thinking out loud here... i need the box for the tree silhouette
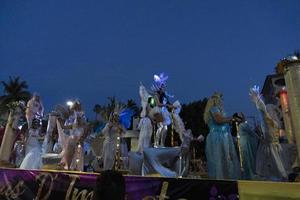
[126,99,139,117]
[97,96,119,121]
[180,98,209,160]
[180,98,209,137]
[0,76,31,114]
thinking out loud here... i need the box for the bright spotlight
[66,101,74,107]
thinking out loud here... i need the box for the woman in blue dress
[204,92,240,179]
[238,122,259,180]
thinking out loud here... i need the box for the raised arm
[249,85,267,113]
[249,85,279,128]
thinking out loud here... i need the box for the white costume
[25,96,44,128]
[137,84,153,153]
[20,128,42,169]
[101,123,119,170]
[155,97,171,147]
[151,73,172,147]
[58,110,86,171]
[172,100,185,142]
[42,114,57,154]
[250,86,291,180]
[101,110,128,170]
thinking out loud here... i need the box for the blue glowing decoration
[119,108,134,129]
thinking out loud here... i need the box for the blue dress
[238,122,258,180]
[205,107,240,180]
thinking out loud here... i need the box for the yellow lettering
[71,188,93,200]
[157,181,169,200]
[65,174,80,200]
[35,173,57,200]
[4,182,12,197]
[11,180,25,199]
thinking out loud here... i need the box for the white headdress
[151,72,168,91]
[109,102,126,122]
[113,103,125,115]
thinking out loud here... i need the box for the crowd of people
[3,73,297,182]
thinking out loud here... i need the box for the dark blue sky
[1,0,300,119]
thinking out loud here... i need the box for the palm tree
[126,99,139,117]
[180,98,208,137]
[180,98,209,160]
[106,96,116,118]
[99,96,117,121]
[0,76,31,114]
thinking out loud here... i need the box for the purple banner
[0,168,238,200]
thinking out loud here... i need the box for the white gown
[138,84,154,152]
[137,117,153,153]
[101,123,118,170]
[20,129,42,169]
[255,102,289,180]
[69,127,84,171]
[101,123,128,170]
[155,97,171,147]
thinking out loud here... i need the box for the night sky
[1,0,300,119]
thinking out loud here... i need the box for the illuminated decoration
[287,55,299,61]
[75,143,82,171]
[151,72,169,92]
[148,97,156,108]
[114,133,121,170]
[66,101,74,107]
[279,87,289,113]
[154,73,168,88]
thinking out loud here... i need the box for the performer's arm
[26,100,33,114]
[250,85,267,113]
[249,86,279,127]
[212,112,232,124]
[155,94,176,110]
[39,102,44,117]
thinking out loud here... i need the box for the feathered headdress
[112,103,125,116]
[211,92,223,99]
[110,103,134,129]
[151,72,168,91]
